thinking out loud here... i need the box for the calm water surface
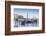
[14,21,39,27]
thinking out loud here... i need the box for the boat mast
[27,11,28,21]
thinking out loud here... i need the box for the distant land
[14,14,38,23]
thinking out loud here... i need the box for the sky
[14,8,39,19]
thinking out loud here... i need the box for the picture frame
[5,1,45,35]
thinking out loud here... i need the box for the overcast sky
[14,8,39,19]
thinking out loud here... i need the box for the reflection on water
[14,20,39,27]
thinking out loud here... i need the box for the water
[14,21,39,27]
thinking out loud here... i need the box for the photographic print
[5,1,45,35]
[14,8,39,27]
